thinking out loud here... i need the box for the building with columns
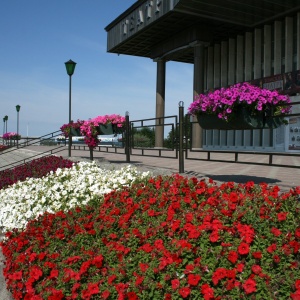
[105,0,300,152]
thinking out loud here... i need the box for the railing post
[89,146,94,161]
[125,111,130,163]
[178,101,184,173]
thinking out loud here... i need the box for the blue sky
[0,1,193,137]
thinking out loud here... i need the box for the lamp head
[16,105,21,112]
[4,115,8,121]
[65,59,77,76]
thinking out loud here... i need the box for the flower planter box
[197,108,285,130]
[70,128,81,136]
[98,123,114,135]
[197,114,235,130]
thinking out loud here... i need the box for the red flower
[92,255,103,267]
[252,251,262,259]
[29,266,43,281]
[212,268,227,285]
[295,228,300,239]
[108,275,117,284]
[271,227,282,236]
[227,251,238,264]
[267,243,277,253]
[187,274,201,286]
[49,269,59,279]
[179,287,191,298]
[238,242,250,255]
[236,263,244,273]
[242,278,257,294]
[81,283,99,299]
[295,280,300,289]
[101,290,110,299]
[201,283,214,300]
[291,289,300,300]
[273,255,281,263]
[171,279,180,289]
[209,231,219,243]
[277,212,288,221]
[154,239,165,250]
[251,265,262,275]
[139,243,152,253]
[127,291,138,300]
[48,289,64,300]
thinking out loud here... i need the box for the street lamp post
[65,59,76,157]
[4,115,8,133]
[16,105,21,148]
[2,117,5,136]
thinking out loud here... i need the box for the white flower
[0,162,151,232]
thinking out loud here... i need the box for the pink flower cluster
[2,132,21,140]
[80,114,125,148]
[92,114,125,128]
[188,82,292,120]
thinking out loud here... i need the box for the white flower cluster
[0,161,151,232]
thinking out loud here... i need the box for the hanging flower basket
[189,82,291,130]
[70,128,82,136]
[197,108,286,130]
[60,120,84,137]
[197,113,235,130]
[98,123,114,135]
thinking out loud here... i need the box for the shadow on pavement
[205,174,280,185]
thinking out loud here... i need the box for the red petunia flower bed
[1,174,300,299]
[0,156,75,190]
[0,145,9,152]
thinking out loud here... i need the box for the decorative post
[4,115,8,134]
[178,101,184,173]
[64,59,77,157]
[16,105,21,148]
[2,117,5,137]
[125,111,130,163]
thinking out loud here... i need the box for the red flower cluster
[0,156,75,190]
[0,144,9,152]
[1,175,300,299]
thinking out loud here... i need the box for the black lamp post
[16,105,21,148]
[4,115,8,133]
[64,59,76,157]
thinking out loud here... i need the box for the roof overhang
[105,0,300,64]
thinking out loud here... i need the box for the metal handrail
[0,130,66,171]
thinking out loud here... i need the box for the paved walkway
[1,145,300,299]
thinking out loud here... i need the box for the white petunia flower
[0,162,152,232]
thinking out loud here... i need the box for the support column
[264,25,272,77]
[192,43,205,148]
[254,28,262,79]
[297,13,300,70]
[274,21,282,75]
[245,32,253,81]
[228,38,236,85]
[155,59,166,147]
[236,35,244,83]
[285,17,293,72]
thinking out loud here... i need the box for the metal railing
[0,131,66,170]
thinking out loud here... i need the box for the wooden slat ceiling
[105,0,300,64]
